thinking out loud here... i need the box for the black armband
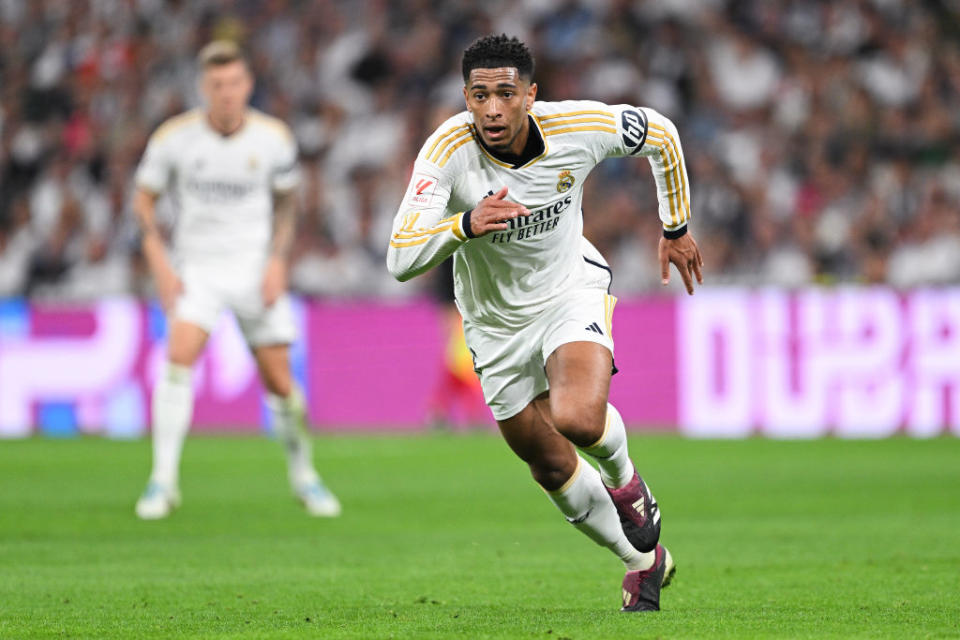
[663,225,688,239]
[462,209,476,239]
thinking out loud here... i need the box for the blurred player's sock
[267,384,317,486]
[149,362,194,488]
[268,385,341,517]
[137,362,192,519]
[547,456,654,571]
[583,403,634,489]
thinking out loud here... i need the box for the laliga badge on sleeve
[408,173,439,206]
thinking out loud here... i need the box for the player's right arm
[133,127,181,312]
[386,126,528,282]
[134,188,182,312]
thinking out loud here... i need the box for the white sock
[583,403,635,489]
[267,385,319,488]
[546,456,654,571]
[149,362,193,489]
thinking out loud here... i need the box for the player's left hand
[659,232,704,295]
[262,255,287,307]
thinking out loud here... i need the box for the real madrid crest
[557,170,575,193]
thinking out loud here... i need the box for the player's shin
[150,362,194,488]
[266,384,318,487]
[582,403,634,489]
[546,456,654,571]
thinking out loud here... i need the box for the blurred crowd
[2,0,960,302]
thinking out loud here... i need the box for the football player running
[133,41,340,520]
[387,35,702,611]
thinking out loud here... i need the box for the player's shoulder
[246,108,295,143]
[150,109,204,144]
[532,100,619,139]
[531,99,617,118]
[418,111,476,171]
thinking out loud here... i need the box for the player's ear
[525,82,537,110]
[198,71,209,102]
[242,67,254,98]
[462,85,469,107]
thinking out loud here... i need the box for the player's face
[464,67,537,155]
[201,60,253,124]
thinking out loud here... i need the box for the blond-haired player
[133,41,340,519]
[387,35,703,611]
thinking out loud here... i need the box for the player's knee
[260,371,292,397]
[167,323,208,366]
[551,401,606,448]
[167,344,201,367]
[528,451,577,492]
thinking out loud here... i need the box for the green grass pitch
[1,433,958,639]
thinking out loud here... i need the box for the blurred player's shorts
[174,258,296,346]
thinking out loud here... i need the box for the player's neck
[206,110,247,137]
[507,116,531,156]
[479,115,543,168]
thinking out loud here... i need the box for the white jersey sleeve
[135,126,175,195]
[593,104,692,232]
[386,117,471,282]
[269,123,300,193]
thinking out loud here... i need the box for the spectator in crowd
[1,0,959,300]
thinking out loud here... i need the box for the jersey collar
[473,114,548,169]
[204,110,248,138]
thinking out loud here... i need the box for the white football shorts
[173,258,296,347]
[463,283,617,421]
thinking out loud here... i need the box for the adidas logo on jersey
[585,322,604,335]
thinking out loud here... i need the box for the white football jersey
[136,108,299,262]
[387,99,691,327]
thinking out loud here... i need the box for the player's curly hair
[462,34,535,83]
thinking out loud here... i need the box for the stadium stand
[1,0,959,300]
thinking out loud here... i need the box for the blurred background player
[132,40,340,520]
[387,35,702,611]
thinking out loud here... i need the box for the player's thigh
[237,292,297,349]
[544,341,612,447]
[540,287,617,446]
[237,292,296,396]
[497,393,578,491]
[168,262,222,366]
[251,343,292,397]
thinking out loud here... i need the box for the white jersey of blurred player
[132,41,339,520]
[136,107,299,339]
[138,107,298,263]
